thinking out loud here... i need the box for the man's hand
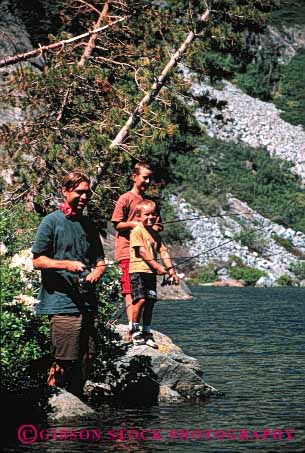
[86,261,106,283]
[65,261,86,273]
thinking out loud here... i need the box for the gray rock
[92,324,219,403]
[300,280,305,287]
[48,388,95,421]
[255,275,276,288]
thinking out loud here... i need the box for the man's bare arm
[86,259,106,283]
[32,255,86,273]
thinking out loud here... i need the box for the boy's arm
[114,220,139,231]
[137,246,167,275]
[111,194,139,232]
[160,249,179,284]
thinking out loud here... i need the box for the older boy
[129,199,179,348]
[111,162,161,332]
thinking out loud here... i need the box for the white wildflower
[0,242,8,255]
[14,294,38,312]
[10,248,34,273]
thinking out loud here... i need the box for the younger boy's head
[132,162,153,193]
[135,199,157,227]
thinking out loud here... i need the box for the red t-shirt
[111,191,143,261]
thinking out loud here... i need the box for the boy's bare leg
[132,298,145,324]
[131,298,146,345]
[125,293,133,323]
[142,300,154,329]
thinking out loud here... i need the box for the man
[32,171,106,397]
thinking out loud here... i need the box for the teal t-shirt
[32,210,104,315]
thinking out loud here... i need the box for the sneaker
[143,332,158,349]
[132,331,146,346]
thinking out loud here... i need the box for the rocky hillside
[168,23,305,286]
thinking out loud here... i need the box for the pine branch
[0,16,127,68]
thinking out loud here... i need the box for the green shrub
[289,260,305,280]
[188,264,218,285]
[0,207,41,256]
[229,266,266,286]
[274,49,305,128]
[0,263,51,392]
[236,226,267,253]
[234,52,280,101]
[276,274,296,286]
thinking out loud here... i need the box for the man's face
[62,181,91,212]
[132,168,152,193]
[139,204,157,227]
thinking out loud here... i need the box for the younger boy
[129,199,179,348]
[111,162,161,331]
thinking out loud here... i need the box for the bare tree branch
[0,16,127,68]
[109,10,209,149]
[92,9,209,189]
[78,2,110,67]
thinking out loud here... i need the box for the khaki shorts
[50,313,97,361]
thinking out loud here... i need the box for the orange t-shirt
[129,224,168,273]
[111,191,143,261]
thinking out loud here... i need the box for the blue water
[7,287,305,452]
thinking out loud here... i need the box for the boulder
[255,275,276,288]
[48,388,95,421]
[87,324,219,404]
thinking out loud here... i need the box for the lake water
[6,287,305,452]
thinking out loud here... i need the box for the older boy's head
[135,199,157,227]
[132,162,153,193]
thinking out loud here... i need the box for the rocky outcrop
[200,279,245,288]
[171,194,305,283]
[85,324,218,404]
[249,25,305,64]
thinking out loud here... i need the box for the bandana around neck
[59,201,78,217]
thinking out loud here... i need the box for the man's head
[61,171,92,213]
[135,199,157,227]
[132,162,153,193]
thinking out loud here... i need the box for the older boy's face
[139,205,157,227]
[132,168,152,193]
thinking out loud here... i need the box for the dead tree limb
[92,9,209,188]
[78,2,110,67]
[0,16,127,69]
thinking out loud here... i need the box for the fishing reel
[161,275,177,287]
[78,270,95,296]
